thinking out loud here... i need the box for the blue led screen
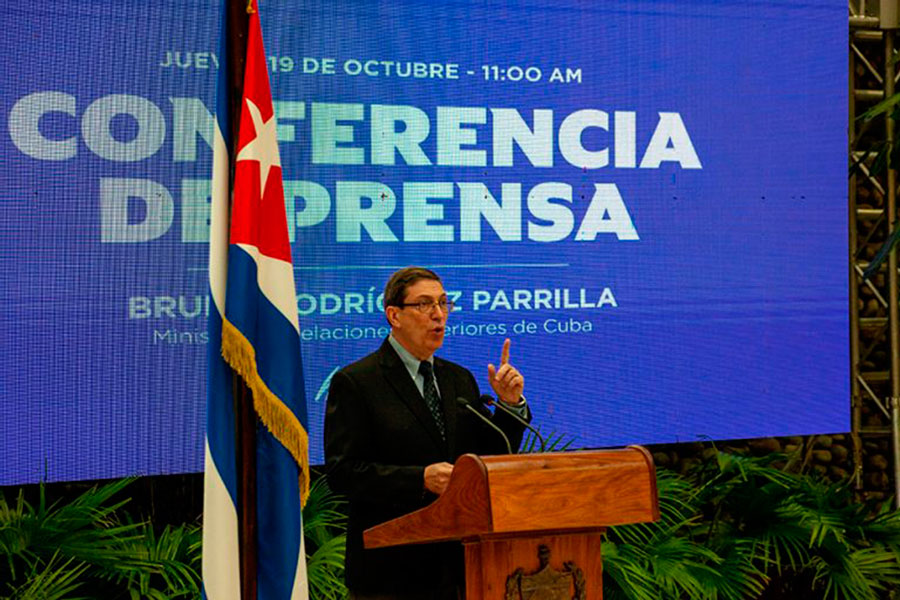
[0,0,848,484]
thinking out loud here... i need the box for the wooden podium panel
[480,450,659,533]
[364,448,658,599]
[464,531,605,599]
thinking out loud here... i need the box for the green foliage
[0,479,202,600]
[303,474,348,600]
[858,93,900,123]
[106,520,202,599]
[0,475,351,600]
[520,427,577,453]
[0,478,139,574]
[604,449,900,599]
[604,468,768,600]
[2,552,88,600]
[306,534,347,600]
[6,447,900,600]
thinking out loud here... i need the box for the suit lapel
[377,340,446,452]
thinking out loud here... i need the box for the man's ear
[385,306,400,328]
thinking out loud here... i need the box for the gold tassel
[246,0,255,14]
[221,317,310,506]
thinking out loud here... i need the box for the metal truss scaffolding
[850,0,900,506]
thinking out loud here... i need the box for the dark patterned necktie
[418,361,446,439]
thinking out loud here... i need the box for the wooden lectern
[364,447,659,599]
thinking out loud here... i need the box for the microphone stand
[480,395,545,453]
[456,397,512,454]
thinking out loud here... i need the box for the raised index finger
[500,338,511,365]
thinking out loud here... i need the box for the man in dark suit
[324,266,530,599]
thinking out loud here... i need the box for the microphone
[456,397,512,455]
[479,394,545,453]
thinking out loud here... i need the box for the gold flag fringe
[221,317,310,506]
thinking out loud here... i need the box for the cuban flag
[203,0,309,598]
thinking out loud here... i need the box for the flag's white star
[236,98,281,194]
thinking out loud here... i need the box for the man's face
[387,278,448,360]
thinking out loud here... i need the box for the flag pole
[234,378,257,600]
[227,0,250,154]
[225,1,256,598]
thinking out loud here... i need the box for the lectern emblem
[504,544,586,600]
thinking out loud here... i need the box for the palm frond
[521,427,577,453]
[644,534,724,599]
[862,499,900,551]
[601,540,657,600]
[810,546,900,600]
[104,520,201,599]
[303,476,347,549]
[2,551,88,600]
[860,91,900,122]
[306,533,347,600]
[0,478,147,574]
[688,546,768,600]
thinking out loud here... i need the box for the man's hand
[488,338,525,405]
[424,462,454,495]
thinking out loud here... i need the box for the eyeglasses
[398,298,455,313]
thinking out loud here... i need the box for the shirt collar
[388,334,433,380]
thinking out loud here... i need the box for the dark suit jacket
[324,338,527,595]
